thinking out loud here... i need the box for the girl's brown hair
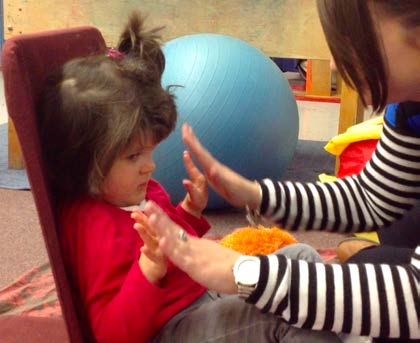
[316,0,420,112]
[40,11,177,201]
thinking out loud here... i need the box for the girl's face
[374,11,420,103]
[100,137,157,207]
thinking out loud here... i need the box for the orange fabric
[219,226,298,255]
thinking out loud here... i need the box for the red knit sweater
[60,179,210,343]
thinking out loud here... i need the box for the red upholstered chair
[1,27,107,342]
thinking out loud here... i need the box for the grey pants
[151,243,342,343]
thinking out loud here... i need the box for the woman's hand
[143,201,240,294]
[181,150,208,218]
[131,209,167,285]
[182,123,261,210]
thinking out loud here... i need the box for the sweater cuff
[257,179,270,215]
[246,254,288,311]
[125,260,165,296]
[175,204,211,237]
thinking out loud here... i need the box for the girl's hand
[131,210,167,285]
[144,201,240,294]
[182,123,261,210]
[181,150,208,218]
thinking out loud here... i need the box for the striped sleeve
[247,246,420,339]
[258,121,420,233]
[249,115,420,338]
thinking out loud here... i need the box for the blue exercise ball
[153,33,299,209]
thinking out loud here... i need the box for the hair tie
[107,48,125,61]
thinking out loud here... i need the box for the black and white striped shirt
[247,113,420,339]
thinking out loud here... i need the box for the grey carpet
[282,139,334,181]
[0,123,30,189]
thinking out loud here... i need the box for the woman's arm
[141,201,420,339]
[182,119,420,233]
[248,247,420,339]
[259,121,420,232]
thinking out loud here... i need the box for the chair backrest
[1,27,107,342]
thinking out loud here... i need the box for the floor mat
[0,245,337,318]
[0,262,61,317]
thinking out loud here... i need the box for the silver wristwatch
[233,255,260,299]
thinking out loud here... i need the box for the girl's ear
[406,25,420,49]
[415,29,420,49]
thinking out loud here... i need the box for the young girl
[136,1,420,341]
[39,11,340,343]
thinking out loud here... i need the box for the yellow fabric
[354,231,380,243]
[324,116,384,156]
[320,118,384,241]
[318,173,337,183]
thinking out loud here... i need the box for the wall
[3,0,330,59]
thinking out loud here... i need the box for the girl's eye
[128,153,140,161]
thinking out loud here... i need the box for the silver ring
[178,229,189,242]
[245,205,261,227]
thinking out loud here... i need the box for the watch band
[233,256,261,299]
[237,282,257,299]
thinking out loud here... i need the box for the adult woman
[134,0,419,341]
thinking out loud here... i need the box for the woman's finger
[131,210,149,226]
[144,202,179,242]
[182,123,217,173]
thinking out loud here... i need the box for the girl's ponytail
[116,10,165,85]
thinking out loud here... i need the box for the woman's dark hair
[39,11,177,202]
[316,0,420,112]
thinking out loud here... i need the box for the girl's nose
[141,157,155,174]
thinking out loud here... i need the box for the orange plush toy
[219,226,298,255]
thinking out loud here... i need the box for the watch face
[237,258,260,286]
